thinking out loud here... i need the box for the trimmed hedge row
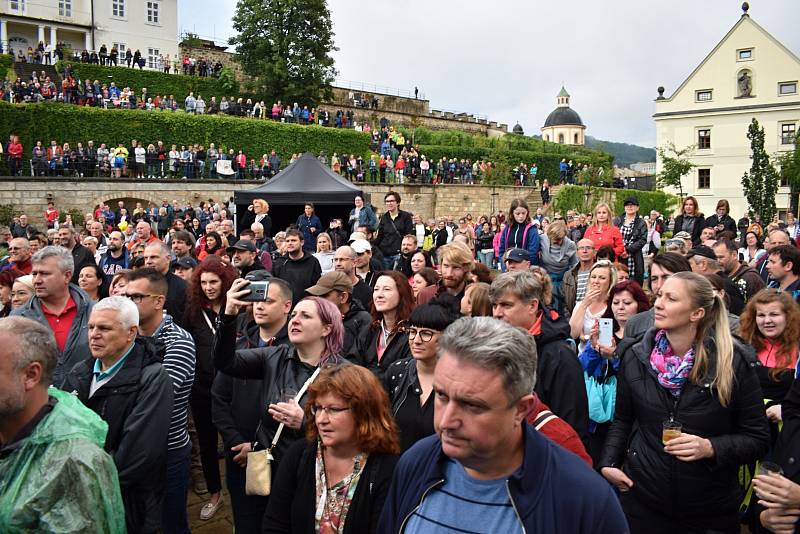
[55,61,237,100]
[414,144,613,183]
[0,54,12,75]
[552,185,679,216]
[0,102,371,162]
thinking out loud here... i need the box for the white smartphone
[598,318,614,347]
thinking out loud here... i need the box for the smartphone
[598,318,614,347]
[241,280,270,302]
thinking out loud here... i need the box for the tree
[742,118,779,223]
[229,0,337,106]
[656,142,695,199]
[777,133,800,216]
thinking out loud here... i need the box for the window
[113,42,127,56]
[782,123,797,145]
[146,1,159,24]
[9,0,25,11]
[147,48,160,69]
[779,82,798,96]
[574,133,579,144]
[737,48,753,61]
[697,129,711,150]
[59,0,71,16]
[696,90,712,102]
[698,169,711,190]
[112,0,125,18]
[558,133,564,144]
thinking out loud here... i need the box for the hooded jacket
[378,424,627,534]
[272,251,322,306]
[599,329,770,524]
[342,298,372,357]
[0,389,125,533]
[532,308,590,444]
[12,284,93,388]
[62,337,174,534]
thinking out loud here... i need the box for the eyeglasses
[311,405,350,417]
[384,199,397,204]
[405,328,439,342]
[124,293,161,303]
[577,246,593,251]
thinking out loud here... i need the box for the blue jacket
[296,214,323,251]
[379,424,628,533]
[498,222,541,271]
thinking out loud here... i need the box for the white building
[1,0,178,68]
[654,4,799,218]
[541,86,587,146]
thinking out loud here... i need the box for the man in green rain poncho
[0,316,125,533]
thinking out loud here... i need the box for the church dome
[543,107,584,127]
[512,123,524,135]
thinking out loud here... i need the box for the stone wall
[0,178,547,226]
[179,44,248,85]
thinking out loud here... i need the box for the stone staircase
[13,62,60,82]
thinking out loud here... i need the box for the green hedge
[55,61,239,100]
[552,185,679,216]
[0,102,370,163]
[0,54,12,79]
[414,144,612,184]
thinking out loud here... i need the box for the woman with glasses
[599,272,769,533]
[352,271,414,380]
[569,261,617,350]
[184,256,238,520]
[263,364,399,533]
[385,296,461,452]
[739,231,766,266]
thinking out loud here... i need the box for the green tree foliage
[656,142,695,199]
[777,133,800,215]
[0,102,369,164]
[742,118,779,222]
[230,0,337,106]
[553,185,678,217]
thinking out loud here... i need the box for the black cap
[506,248,531,263]
[623,197,639,206]
[174,256,197,269]
[227,240,257,254]
[686,245,716,261]
[245,270,272,282]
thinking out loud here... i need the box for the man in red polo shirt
[127,220,160,252]
[11,246,93,387]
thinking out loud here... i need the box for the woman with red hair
[184,256,238,519]
[263,364,399,533]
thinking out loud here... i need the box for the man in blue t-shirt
[379,317,629,534]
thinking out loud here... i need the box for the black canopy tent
[234,152,370,235]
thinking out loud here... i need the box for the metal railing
[334,78,426,100]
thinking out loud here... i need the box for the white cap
[351,239,372,253]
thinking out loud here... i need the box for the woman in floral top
[263,364,400,533]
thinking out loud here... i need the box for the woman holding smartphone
[599,272,769,533]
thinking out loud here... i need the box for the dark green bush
[552,185,679,216]
[0,54,12,76]
[55,61,240,100]
[0,102,370,163]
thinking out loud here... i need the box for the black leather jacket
[599,329,770,523]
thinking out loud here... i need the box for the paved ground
[187,459,234,533]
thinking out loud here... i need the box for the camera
[241,280,270,302]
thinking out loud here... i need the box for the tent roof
[234,152,368,205]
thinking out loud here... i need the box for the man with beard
[417,242,473,305]
[227,240,264,278]
[394,234,417,277]
[170,230,195,262]
[271,229,321,306]
[99,231,130,285]
[713,238,765,304]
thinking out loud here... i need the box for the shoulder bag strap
[201,310,216,336]
[266,366,322,453]
[532,410,557,431]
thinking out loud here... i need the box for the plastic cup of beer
[662,420,682,444]
[757,461,784,477]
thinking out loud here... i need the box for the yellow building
[0,0,178,67]
[541,86,586,146]
[654,4,799,218]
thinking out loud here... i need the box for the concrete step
[13,62,60,82]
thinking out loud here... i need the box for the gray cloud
[180,0,800,148]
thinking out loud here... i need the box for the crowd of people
[3,189,800,534]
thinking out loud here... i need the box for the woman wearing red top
[584,202,624,258]
[738,290,800,431]
[7,135,23,176]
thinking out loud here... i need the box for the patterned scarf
[649,329,695,397]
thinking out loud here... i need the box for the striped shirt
[404,459,523,533]
[575,271,590,302]
[152,314,195,451]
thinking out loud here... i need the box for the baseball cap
[174,257,198,269]
[245,270,272,282]
[306,271,354,296]
[505,248,531,263]
[686,245,716,261]
[348,231,367,243]
[673,231,692,240]
[227,240,257,254]
[351,239,372,254]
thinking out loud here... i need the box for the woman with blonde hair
[314,232,335,273]
[569,260,617,349]
[539,219,578,312]
[584,202,624,257]
[600,272,769,533]
[460,282,491,317]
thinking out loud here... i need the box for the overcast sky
[179,1,800,148]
